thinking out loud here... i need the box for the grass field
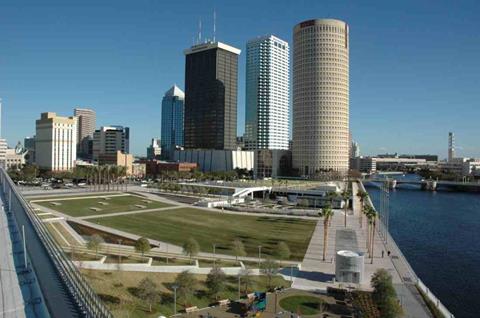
[81,270,291,318]
[89,208,316,260]
[33,194,172,217]
[279,295,325,315]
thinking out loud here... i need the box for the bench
[218,299,230,306]
[185,306,198,313]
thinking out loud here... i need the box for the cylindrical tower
[292,19,349,176]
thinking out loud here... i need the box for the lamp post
[213,243,217,267]
[172,284,179,315]
[258,245,262,269]
[238,273,241,300]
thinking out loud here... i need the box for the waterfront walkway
[291,182,432,318]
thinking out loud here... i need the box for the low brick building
[146,160,197,177]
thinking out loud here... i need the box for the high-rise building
[0,99,5,169]
[161,85,184,159]
[448,132,455,162]
[24,136,36,164]
[245,35,289,150]
[184,42,240,150]
[35,112,77,171]
[92,126,129,160]
[74,108,96,159]
[147,138,162,160]
[350,141,360,158]
[292,19,350,175]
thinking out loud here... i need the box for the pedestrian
[387,250,391,257]
[382,250,384,258]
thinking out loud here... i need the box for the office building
[24,136,36,164]
[448,132,455,162]
[74,108,96,159]
[92,126,129,160]
[292,19,350,175]
[161,85,184,159]
[350,141,360,158]
[35,112,77,171]
[184,42,240,150]
[98,151,134,175]
[147,138,162,160]
[0,139,6,169]
[254,149,292,179]
[174,149,253,172]
[245,35,289,150]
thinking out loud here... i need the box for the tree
[239,268,253,293]
[356,189,369,228]
[318,205,334,261]
[137,277,161,312]
[364,206,377,263]
[206,267,227,300]
[87,234,104,258]
[260,258,280,290]
[134,237,151,257]
[371,269,403,318]
[275,242,291,260]
[182,237,200,259]
[174,270,198,306]
[232,239,247,261]
[341,187,351,227]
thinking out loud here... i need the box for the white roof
[164,85,185,98]
[184,41,241,55]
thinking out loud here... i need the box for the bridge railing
[0,168,113,318]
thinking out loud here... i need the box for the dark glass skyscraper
[184,42,240,150]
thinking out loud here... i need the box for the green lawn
[33,195,172,217]
[89,208,316,260]
[279,295,325,315]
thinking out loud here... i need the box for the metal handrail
[1,168,113,318]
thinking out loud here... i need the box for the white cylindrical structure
[335,250,364,284]
[292,19,349,175]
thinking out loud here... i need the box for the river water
[366,176,480,318]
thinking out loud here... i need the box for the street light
[213,243,217,267]
[172,284,179,315]
[258,245,262,269]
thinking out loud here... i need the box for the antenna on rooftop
[213,8,216,42]
[198,19,202,44]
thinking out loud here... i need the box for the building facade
[0,139,6,169]
[184,42,240,150]
[254,149,292,179]
[448,132,455,162]
[161,85,184,159]
[98,151,134,175]
[92,126,130,160]
[173,149,253,173]
[147,138,162,160]
[292,19,350,175]
[74,108,96,159]
[245,35,289,150]
[35,112,77,171]
[24,136,36,164]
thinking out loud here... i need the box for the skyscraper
[245,35,289,150]
[92,126,129,160]
[184,42,240,150]
[161,85,184,159]
[35,112,77,171]
[74,108,96,159]
[147,138,162,160]
[448,132,455,162]
[292,19,350,175]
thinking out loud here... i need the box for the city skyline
[1,0,479,157]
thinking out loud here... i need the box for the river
[366,176,480,318]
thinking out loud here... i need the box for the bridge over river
[366,177,480,192]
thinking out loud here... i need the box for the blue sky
[1,0,479,158]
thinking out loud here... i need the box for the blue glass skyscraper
[161,85,184,159]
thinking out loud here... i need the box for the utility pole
[258,245,262,269]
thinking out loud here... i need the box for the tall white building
[292,19,350,175]
[448,132,455,162]
[245,35,289,150]
[35,112,77,171]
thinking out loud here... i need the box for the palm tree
[341,187,351,227]
[356,189,369,228]
[364,206,377,262]
[318,205,334,261]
